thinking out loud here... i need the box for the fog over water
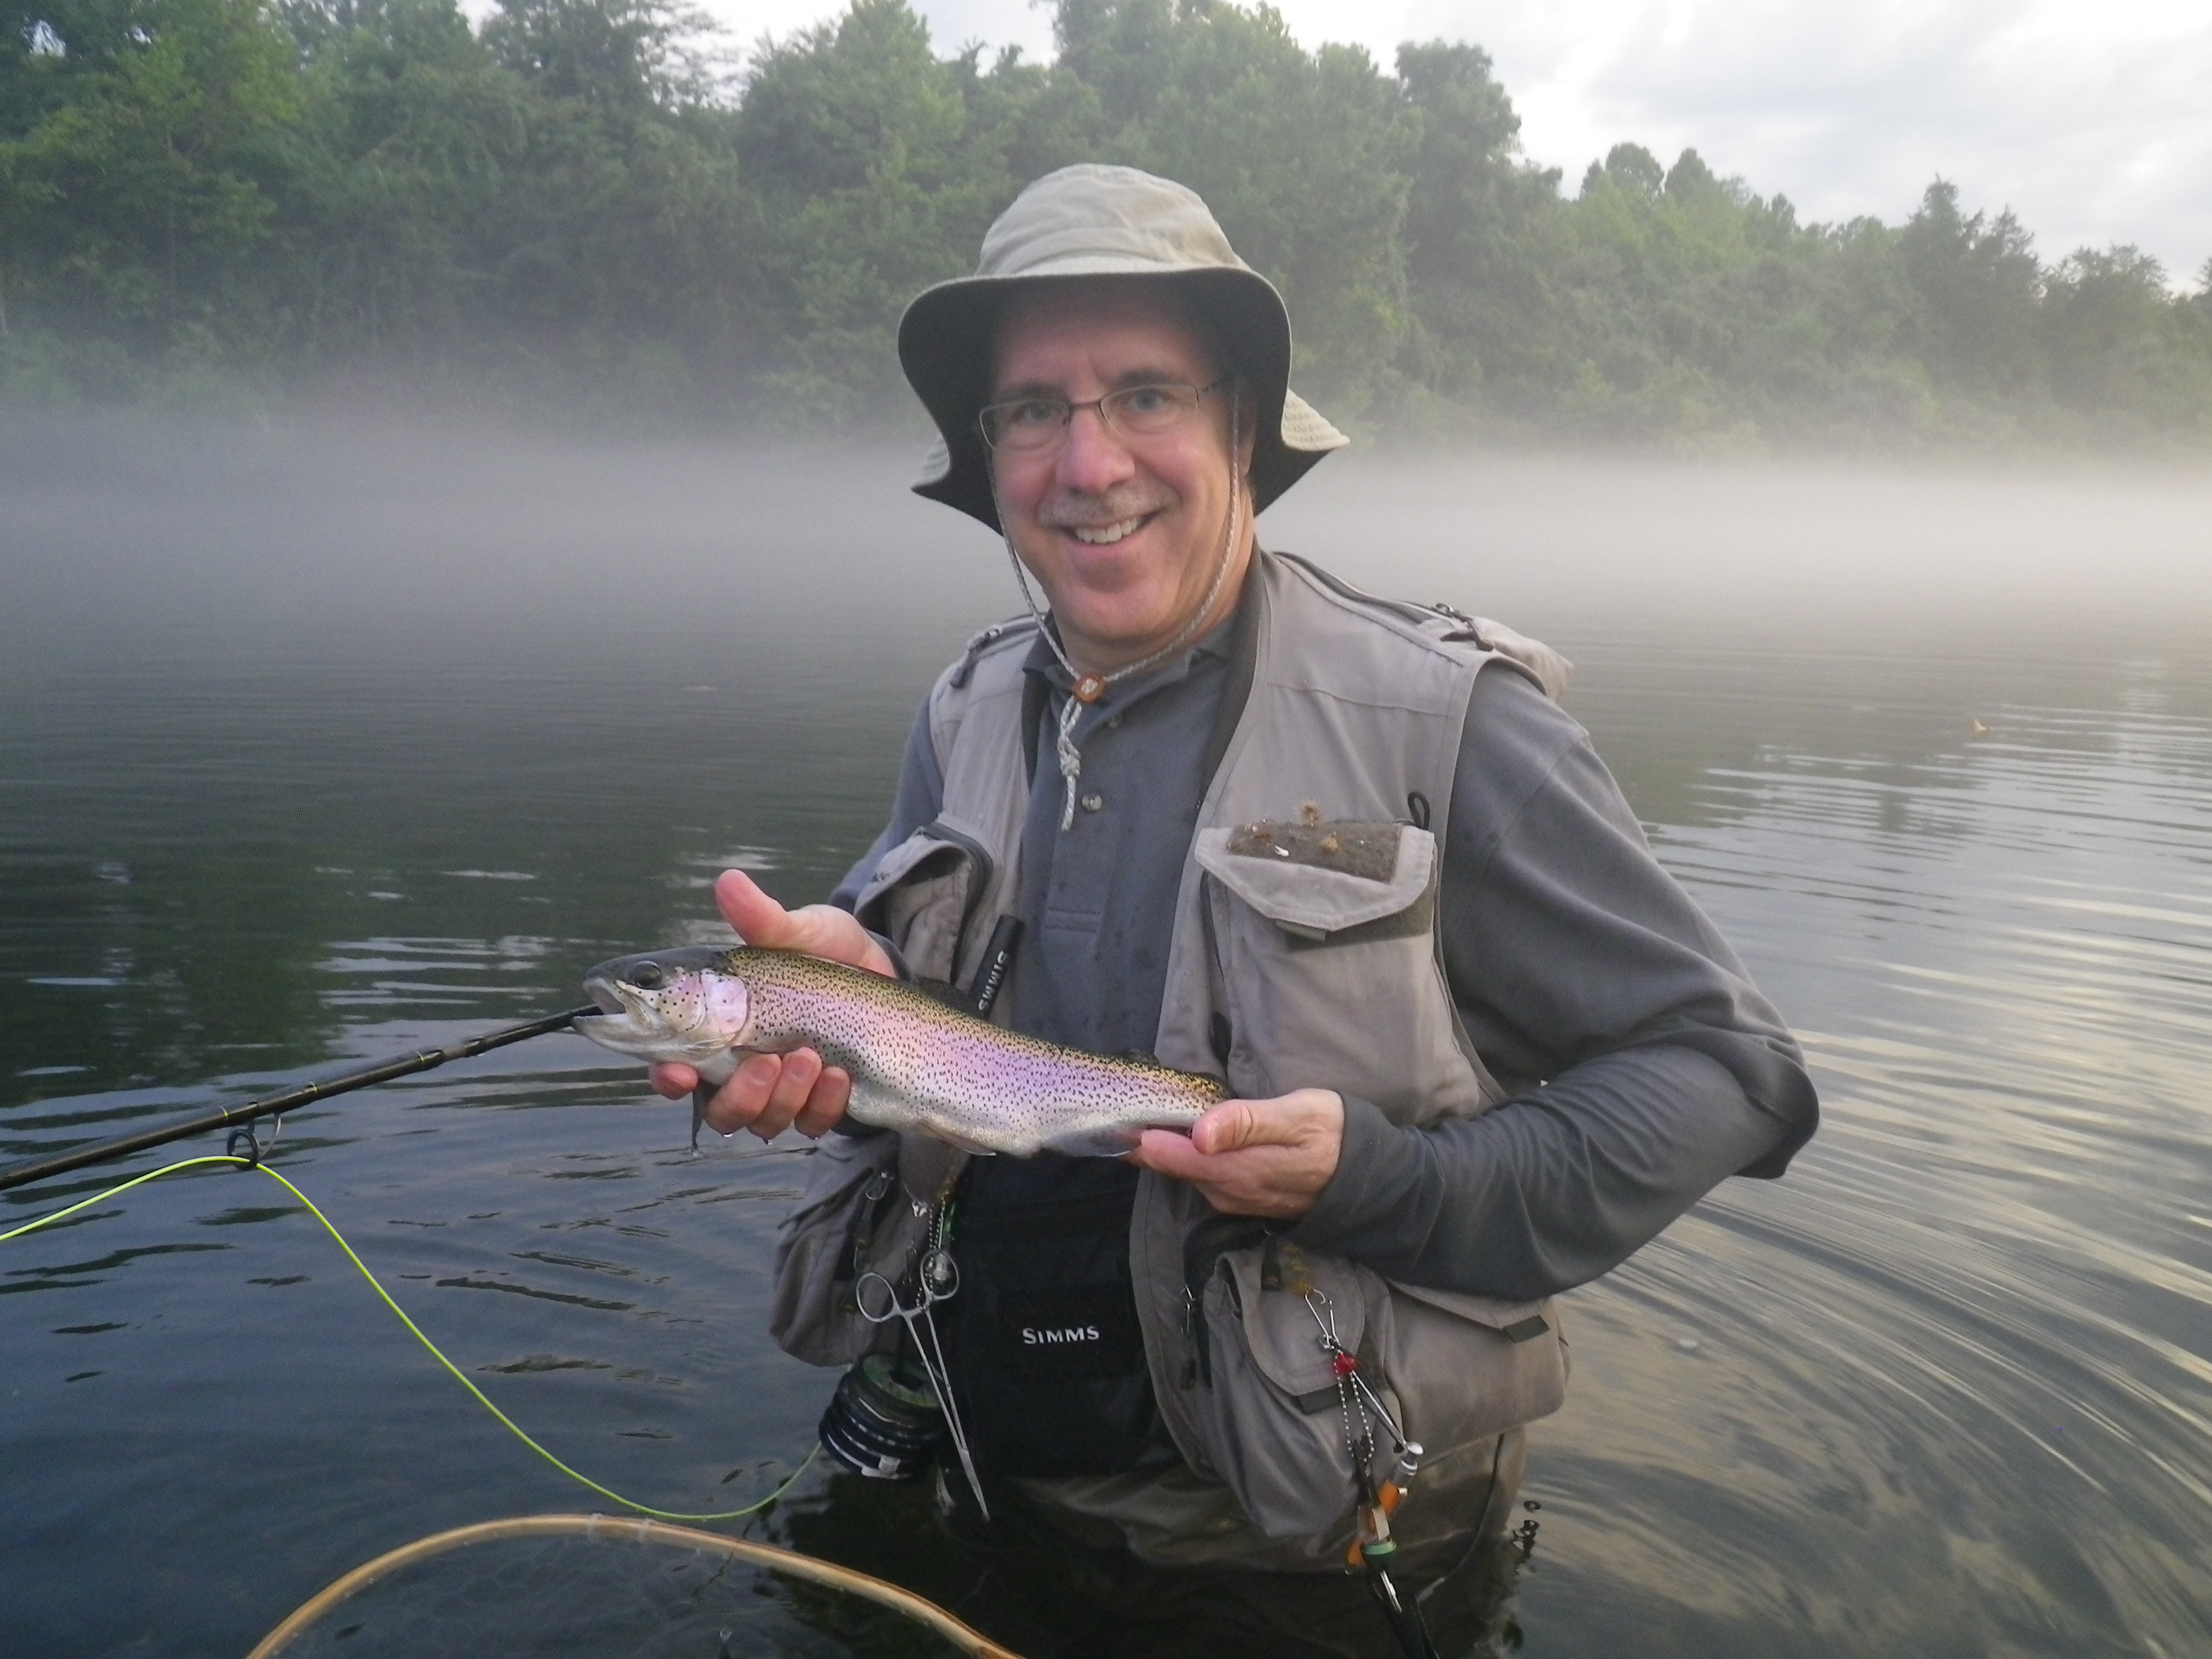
[8,422,2210,641]
[2,424,2209,1657]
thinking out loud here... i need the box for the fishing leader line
[2,1155,817,1525]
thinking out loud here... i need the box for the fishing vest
[771,550,1574,1568]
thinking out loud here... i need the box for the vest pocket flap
[1390,1282,1554,1342]
[1220,1245,1375,1399]
[850,821,993,985]
[851,826,969,928]
[1382,1285,1568,1453]
[1194,824,1436,937]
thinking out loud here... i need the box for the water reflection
[2,434,2209,1657]
[1518,684,2212,1658]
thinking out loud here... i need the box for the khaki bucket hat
[899,164,1348,530]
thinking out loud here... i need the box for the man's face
[987,282,1255,674]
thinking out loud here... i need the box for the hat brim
[898,264,1344,531]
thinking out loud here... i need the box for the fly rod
[0,1006,597,1194]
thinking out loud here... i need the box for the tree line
[4,0,2210,444]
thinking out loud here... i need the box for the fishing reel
[818,1352,951,1481]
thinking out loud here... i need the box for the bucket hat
[898,164,1348,530]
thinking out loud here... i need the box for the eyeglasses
[978,378,1229,454]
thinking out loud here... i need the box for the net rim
[246,1511,1025,1659]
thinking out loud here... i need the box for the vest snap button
[1080,791,1105,813]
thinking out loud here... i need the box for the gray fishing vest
[771,550,1574,1568]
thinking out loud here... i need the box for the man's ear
[1234,380,1260,472]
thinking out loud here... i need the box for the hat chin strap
[989,398,1246,831]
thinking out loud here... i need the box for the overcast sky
[696,0,2212,286]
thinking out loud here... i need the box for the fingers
[713,869,802,945]
[792,1066,854,1138]
[650,1062,700,1099]
[1191,1099,1267,1156]
[1129,1091,1345,1219]
[1132,1126,1213,1182]
[694,1048,851,1143]
[714,870,895,978]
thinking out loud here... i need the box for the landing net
[247,1513,1024,1658]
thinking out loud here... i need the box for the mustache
[1036,485,1178,528]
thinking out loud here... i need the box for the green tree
[2041,246,2211,427]
[1063,0,1417,413]
[481,0,716,109]
[3,0,2209,441]
[276,0,528,353]
[1897,179,2041,395]
[738,0,1103,424]
[1392,39,1556,407]
[1,0,305,349]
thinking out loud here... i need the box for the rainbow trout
[573,946,1223,1157]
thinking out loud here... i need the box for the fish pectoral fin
[928,1125,1003,1157]
[1041,1125,1144,1158]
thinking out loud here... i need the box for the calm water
[3,429,2209,1658]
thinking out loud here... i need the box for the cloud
[1406,0,2212,280]
[687,0,2212,283]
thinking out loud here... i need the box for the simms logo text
[1020,1325,1102,1345]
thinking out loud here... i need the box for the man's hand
[1130,1089,1344,1219]
[649,869,895,1142]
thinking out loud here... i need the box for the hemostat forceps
[855,1246,990,1522]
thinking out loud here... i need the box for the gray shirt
[833,570,1817,1302]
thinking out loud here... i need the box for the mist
[7,418,2208,666]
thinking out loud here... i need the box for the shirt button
[1080,791,1104,813]
[1105,713,1123,729]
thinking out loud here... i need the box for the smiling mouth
[1066,514,1151,546]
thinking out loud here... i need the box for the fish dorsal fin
[913,977,972,1013]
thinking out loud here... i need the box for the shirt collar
[1020,591,1244,710]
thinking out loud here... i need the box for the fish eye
[630,962,665,990]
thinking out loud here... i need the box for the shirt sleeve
[1288,663,1819,1300]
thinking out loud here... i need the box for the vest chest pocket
[768,1131,917,1368]
[1193,819,1500,1124]
[1184,1241,1390,1538]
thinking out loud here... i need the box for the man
[650,165,1817,1656]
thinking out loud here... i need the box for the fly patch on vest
[1217,813,1433,945]
[1226,815,1401,883]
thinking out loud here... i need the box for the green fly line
[2,1155,818,1525]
